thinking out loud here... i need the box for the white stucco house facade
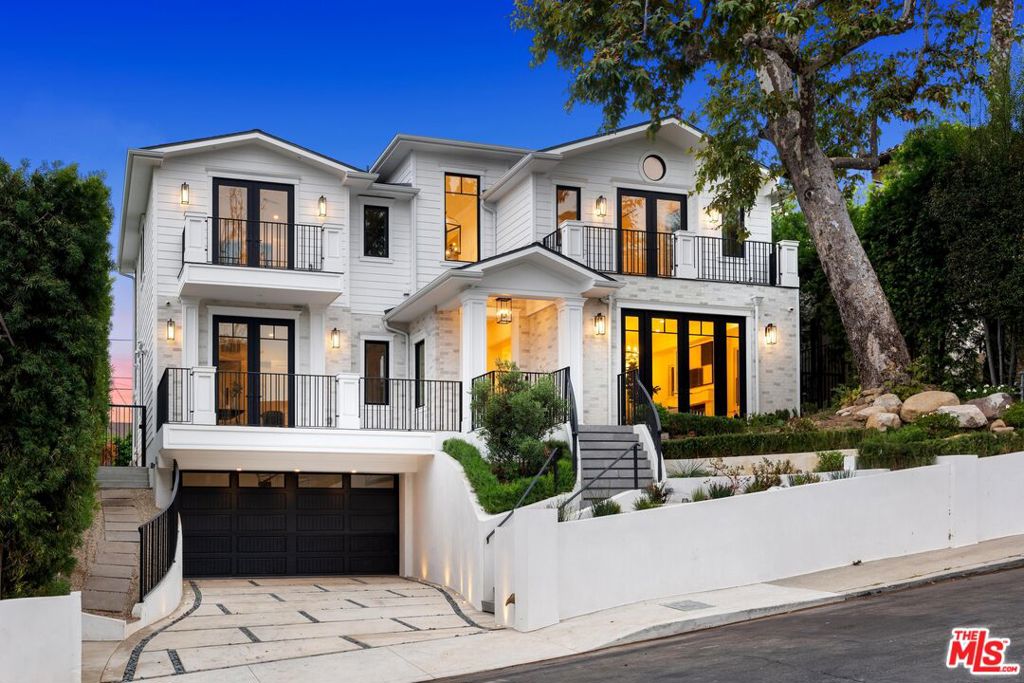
[116,120,800,583]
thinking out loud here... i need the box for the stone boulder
[990,419,1007,431]
[936,404,988,429]
[872,393,902,414]
[900,391,960,422]
[866,412,902,431]
[966,392,1014,420]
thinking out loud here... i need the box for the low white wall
[978,452,1024,542]
[0,592,82,683]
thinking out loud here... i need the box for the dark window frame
[443,173,481,263]
[212,315,296,427]
[641,154,667,181]
[363,340,391,406]
[211,178,295,269]
[414,340,426,408]
[363,205,390,258]
[555,185,581,228]
[616,188,687,277]
[722,210,746,258]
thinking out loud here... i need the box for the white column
[308,305,326,375]
[460,292,489,432]
[192,366,217,425]
[556,297,585,411]
[336,372,360,429]
[323,226,344,273]
[183,212,208,264]
[181,298,200,369]
[674,230,697,279]
[777,239,800,287]
[560,220,584,261]
[493,508,559,631]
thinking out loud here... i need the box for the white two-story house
[117,120,800,580]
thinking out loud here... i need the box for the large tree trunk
[990,0,1015,81]
[777,139,912,388]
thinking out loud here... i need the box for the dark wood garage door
[180,471,398,577]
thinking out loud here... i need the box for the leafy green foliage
[660,411,746,438]
[442,439,575,515]
[744,458,796,493]
[591,499,621,517]
[663,430,865,460]
[858,431,1024,469]
[690,487,710,502]
[789,472,822,486]
[1002,403,1024,428]
[0,160,112,597]
[815,451,846,473]
[632,496,662,511]
[914,412,961,439]
[471,361,568,481]
[706,482,735,499]
[672,459,710,477]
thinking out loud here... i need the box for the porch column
[181,297,200,369]
[308,304,326,375]
[460,291,489,432]
[674,230,697,279]
[192,366,217,425]
[183,211,208,264]
[556,297,585,412]
[777,239,800,288]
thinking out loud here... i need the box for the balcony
[177,213,344,305]
[542,221,799,287]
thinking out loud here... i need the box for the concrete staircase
[577,425,654,503]
[96,465,150,489]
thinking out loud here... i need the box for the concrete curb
[841,555,1024,599]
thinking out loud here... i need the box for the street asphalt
[441,567,1024,682]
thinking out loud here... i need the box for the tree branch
[804,0,918,75]
[829,151,893,170]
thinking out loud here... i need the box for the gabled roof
[540,117,705,154]
[371,134,531,178]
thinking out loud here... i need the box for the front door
[213,316,294,426]
[623,310,746,417]
[213,179,294,268]
[618,189,686,277]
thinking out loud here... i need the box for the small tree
[471,361,568,481]
[0,160,113,597]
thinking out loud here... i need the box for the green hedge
[660,412,747,437]
[859,432,1024,470]
[663,429,865,460]
[442,438,575,514]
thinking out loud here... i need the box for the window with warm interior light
[556,185,580,226]
[444,173,479,262]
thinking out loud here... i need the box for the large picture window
[212,178,294,269]
[363,205,389,258]
[444,173,479,262]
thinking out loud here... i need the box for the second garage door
[180,471,398,577]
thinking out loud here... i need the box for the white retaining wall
[494,452,1024,630]
[0,592,82,683]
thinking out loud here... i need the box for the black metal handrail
[105,404,147,467]
[565,373,580,477]
[485,446,563,544]
[471,367,571,430]
[139,461,180,602]
[157,368,192,428]
[360,377,462,431]
[693,234,776,285]
[558,443,642,513]
[618,370,664,480]
[215,370,336,428]
[185,216,325,272]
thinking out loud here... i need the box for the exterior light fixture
[593,312,606,336]
[595,195,608,218]
[330,327,341,349]
[318,195,327,218]
[764,323,778,345]
[496,297,513,325]
[166,318,176,341]
[179,182,190,206]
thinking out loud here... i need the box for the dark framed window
[722,210,745,258]
[414,340,425,408]
[444,173,480,262]
[555,185,581,227]
[363,205,390,258]
[212,315,295,427]
[212,178,294,269]
[364,340,390,405]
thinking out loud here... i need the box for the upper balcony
[178,212,344,305]
[542,221,799,288]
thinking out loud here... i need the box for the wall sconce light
[595,195,607,218]
[496,297,513,325]
[330,327,341,349]
[764,323,778,345]
[318,195,327,218]
[593,312,606,336]
[166,318,176,341]
[179,182,190,206]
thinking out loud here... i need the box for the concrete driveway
[101,576,492,682]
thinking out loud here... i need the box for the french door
[212,179,295,269]
[617,189,686,277]
[622,309,746,417]
[213,316,295,426]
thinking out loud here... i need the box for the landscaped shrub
[663,429,865,460]
[747,410,793,431]
[633,496,662,511]
[442,439,574,514]
[1002,403,1024,428]
[914,412,960,439]
[858,432,1024,470]
[690,487,710,502]
[815,450,846,472]
[707,481,735,498]
[789,472,822,486]
[672,459,709,477]
[744,458,795,493]
[659,411,746,437]
[591,498,621,517]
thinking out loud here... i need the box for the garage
[180,471,399,577]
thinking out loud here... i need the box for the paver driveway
[104,576,493,682]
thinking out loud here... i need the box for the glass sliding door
[213,316,294,426]
[688,320,716,415]
[213,179,294,269]
[617,190,686,277]
[651,317,680,413]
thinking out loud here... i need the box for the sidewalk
[89,534,1024,683]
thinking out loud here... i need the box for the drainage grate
[663,599,713,612]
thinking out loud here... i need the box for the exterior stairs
[577,425,654,503]
[96,465,150,489]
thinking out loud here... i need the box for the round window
[642,154,666,181]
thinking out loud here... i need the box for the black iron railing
[694,235,777,285]
[105,404,147,467]
[157,368,192,428]
[187,217,325,271]
[215,371,336,428]
[558,443,643,513]
[618,370,663,481]
[139,461,180,602]
[486,446,563,544]
[360,378,463,431]
[471,367,571,430]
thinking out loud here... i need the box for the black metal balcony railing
[157,368,192,428]
[215,371,336,428]
[105,403,147,467]
[360,378,463,431]
[183,217,325,272]
[470,367,571,430]
[542,225,778,285]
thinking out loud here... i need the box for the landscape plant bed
[858,432,1024,470]
[663,429,866,460]
[443,438,574,515]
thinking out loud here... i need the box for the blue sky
[0,1,973,399]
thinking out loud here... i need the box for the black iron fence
[186,217,325,271]
[801,342,854,409]
[139,462,180,602]
[215,371,336,428]
[359,378,463,431]
[157,368,192,428]
[693,235,777,285]
[105,404,147,467]
[471,367,571,430]
[617,370,663,480]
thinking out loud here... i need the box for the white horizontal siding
[349,196,413,313]
[494,175,534,253]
